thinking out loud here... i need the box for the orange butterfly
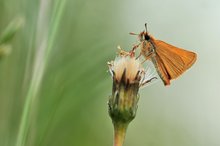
[130,24,197,86]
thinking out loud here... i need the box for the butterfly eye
[144,34,150,40]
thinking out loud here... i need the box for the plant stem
[15,0,67,146]
[113,122,128,146]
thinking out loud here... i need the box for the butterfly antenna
[145,23,148,32]
[129,32,138,35]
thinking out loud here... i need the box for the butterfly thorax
[139,32,156,58]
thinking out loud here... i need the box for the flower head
[108,49,156,123]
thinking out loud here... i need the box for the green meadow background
[0,0,220,146]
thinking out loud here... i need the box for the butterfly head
[129,23,151,42]
[138,23,150,42]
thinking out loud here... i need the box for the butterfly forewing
[154,40,197,80]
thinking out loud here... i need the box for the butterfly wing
[150,54,171,85]
[154,40,197,80]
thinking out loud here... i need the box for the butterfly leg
[135,52,142,59]
[132,43,141,51]
[140,77,157,87]
[117,46,130,57]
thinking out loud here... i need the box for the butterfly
[130,24,197,86]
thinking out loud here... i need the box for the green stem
[46,0,66,59]
[113,122,128,146]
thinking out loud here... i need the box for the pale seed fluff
[108,56,156,87]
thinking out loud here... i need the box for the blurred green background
[0,0,220,146]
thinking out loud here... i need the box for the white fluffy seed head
[108,56,157,86]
